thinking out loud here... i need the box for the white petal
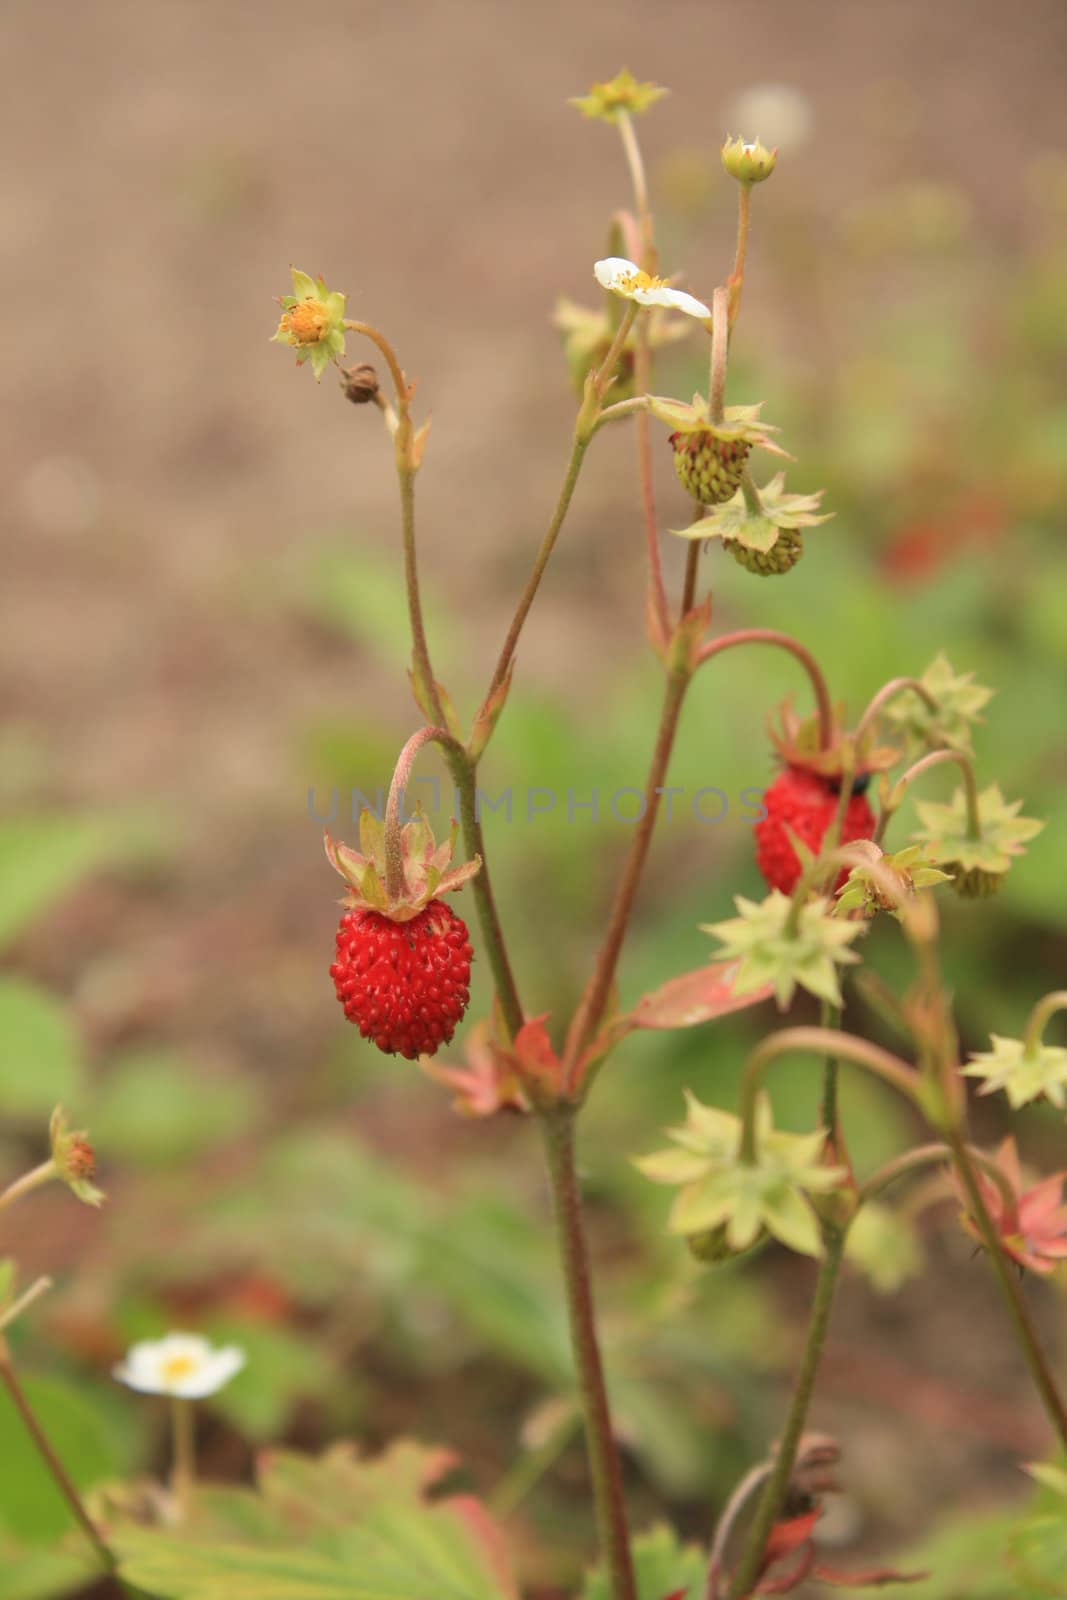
[639,285,711,319]
[593,256,640,290]
[170,1347,246,1399]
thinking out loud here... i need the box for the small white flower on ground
[593,257,711,320]
[113,1333,245,1399]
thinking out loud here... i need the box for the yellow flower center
[621,270,668,293]
[280,298,330,346]
[161,1355,198,1383]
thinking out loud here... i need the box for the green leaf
[0,1540,94,1600]
[92,1052,256,1166]
[582,1523,706,1600]
[0,1375,128,1542]
[0,816,131,950]
[113,1443,517,1600]
[0,978,84,1121]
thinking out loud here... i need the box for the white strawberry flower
[113,1332,245,1399]
[593,257,711,320]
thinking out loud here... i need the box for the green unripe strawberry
[727,526,804,575]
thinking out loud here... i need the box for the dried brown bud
[340,363,381,405]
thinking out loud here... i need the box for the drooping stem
[342,319,409,410]
[852,676,939,752]
[383,725,450,900]
[881,747,982,843]
[1023,990,1067,1056]
[0,1349,115,1571]
[562,666,690,1087]
[946,1130,1067,1452]
[857,1140,1016,1212]
[541,1109,636,1600]
[739,1029,922,1163]
[726,1228,847,1599]
[695,630,833,751]
[170,1395,197,1519]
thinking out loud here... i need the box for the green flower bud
[721,135,778,186]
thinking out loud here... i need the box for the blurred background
[2,1,1067,1594]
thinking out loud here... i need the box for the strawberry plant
[2,64,1065,1600]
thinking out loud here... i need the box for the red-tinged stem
[634,322,670,645]
[541,1109,636,1600]
[880,747,982,843]
[946,1129,1067,1453]
[727,184,751,332]
[680,539,702,618]
[708,287,729,424]
[852,675,939,751]
[1024,991,1067,1056]
[739,1028,922,1164]
[0,1349,115,1571]
[0,1161,55,1214]
[856,1140,1016,1213]
[695,629,834,751]
[383,726,451,900]
[562,665,691,1090]
[342,320,410,410]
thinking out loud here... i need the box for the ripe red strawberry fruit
[755,766,876,894]
[331,899,473,1059]
[324,810,481,1060]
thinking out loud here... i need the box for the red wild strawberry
[324,808,481,1060]
[755,766,876,895]
[331,899,473,1059]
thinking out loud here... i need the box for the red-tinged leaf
[755,1546,815,1594]
[451,1495,520,1600]
[812,1562,928,1588]
[762,1508,821,1566]
[512,1015,565,1102]
[629,961,774,1030]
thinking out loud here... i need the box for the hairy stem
[635,323,670,644]
[0,1161,55,1214]
[680,539,702,618]
[709,287,729,423]
[726,1228,847,1598]
[448,748,525,1038]
[695,630,833,751]
[562,666,690,1087]
[739,1029,922,1163]
[884,747,982,842]
[947,1130,1067,1450]
[727,185,751,331]
[383,725,449,900]
[399,464,448,729]
[541,1110,636,1600]
[1023,990,1067,1056]
[0,1349,115,1571]
[170,1396,196,1520]
[857,1140,1015,1212]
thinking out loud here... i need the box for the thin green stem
[170,1396,197,1519]
[448,748,525,1038]
[887,748,982,841]
[818,1000,841,1138]
[739,1029,922,1163]
[739,468,762,517]
[0,1350,115,1571]
[727,185,751,332]
[1023,991,1067,1056]
[562,666,690,1089]
[946,1130,1067,1452]
[726,1228,847,1599]
[540,1110,636,1600]
[487,436,589,698]
[399,464,447,729]
[695,630,833,752]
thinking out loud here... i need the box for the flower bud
[687,1222,767,1264]
[721,135,778,186]
[49,1106,104,1207]
[340,363,381,406]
